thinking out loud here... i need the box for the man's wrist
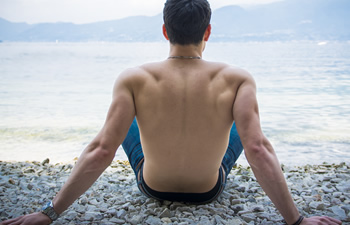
[40,212,53,224]
[290,215,304,225]
[41,201,59,222]
[285,215,304,225]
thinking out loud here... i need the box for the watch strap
[41,201,59,221]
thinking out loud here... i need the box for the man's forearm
[247,148,300,225]
[52,145,114,215]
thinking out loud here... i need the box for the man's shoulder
[206,61,254,83]
[119,61,164,79]
[118,60,254,85]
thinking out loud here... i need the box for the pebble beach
[1,159,349,225]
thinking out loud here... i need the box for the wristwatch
[41,201,59,221]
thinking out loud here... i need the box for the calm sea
[0,41,349,165]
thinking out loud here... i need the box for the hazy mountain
[0,0,349,42]
[0,18,32,40]
[210,0,350,41]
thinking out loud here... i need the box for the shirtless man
[1,0,342,224]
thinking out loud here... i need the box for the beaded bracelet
[291,216,304,225]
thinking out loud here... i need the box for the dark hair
[163,0,211,45]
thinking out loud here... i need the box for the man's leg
[221,122,244,180]
[121,118,144,177]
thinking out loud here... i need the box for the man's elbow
[245,144,267,160]
[85,141,116,167]
[244,140,276,165]
[95,147,115,162]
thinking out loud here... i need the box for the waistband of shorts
[137,162,226,204]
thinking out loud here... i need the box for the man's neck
[168,42,205,59]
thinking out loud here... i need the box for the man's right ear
[162,24,169,40]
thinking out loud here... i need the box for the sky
[0,0,283,24]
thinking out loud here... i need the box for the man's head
[163,0,212,45]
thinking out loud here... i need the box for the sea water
[0,41,349,165]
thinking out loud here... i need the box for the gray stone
[331,206,346,220]
[129,215,143,225]
[88,199,99,205]
[109,218,125,224]
[159,208,172,218]
[8,178,16,185]
[252,205,265,212]
[236,186,246,192]
[41,158,50,166]
[144,208,157,216]
[336,183,350,192]
[193,208,210,217]
[106,208,117,216]
[331,178,343,183]
[323,176,332,181]
[333,192,343,198]
[116,209,126,218]
[65,211,78,220]
[27,183,34,190]
[322,186,334,193]
[309,201,325,210]
[241,214,256,223]
[231,204,245,213]
[182,211,194,217]
[238,210,253,216]
[179,218,194,224]
[23,168,36,174]
[177,206,192,213]
[161,217,172,224]
[83,212,99,221]
[230,199,241,205]
[145,216,162,225]
[78,196,88,205]
[341,205,350,214]
[178,222,190,225]
[146,202,158,209]
[214,215,224,224]
[85,205,97,212]
[121,202,131,210]
[226,218,245,224]
[197,218,212,225]
[331,198,342,205]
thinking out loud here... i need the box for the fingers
[1,213,51,225]
[0,216,24,225]
[304,216,343,225]
[325,216,342,224]
[319,216,342,224]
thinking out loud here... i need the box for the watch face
[42,201,51,210]
[42,202,59,221]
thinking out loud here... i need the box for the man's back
[127,59,247,193]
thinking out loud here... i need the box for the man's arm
[232,72,342,225]
[1,71,136,225]
[52,71,136,215]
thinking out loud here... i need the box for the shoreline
[1,160,349,224]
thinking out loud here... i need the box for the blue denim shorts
[122,118,243,203]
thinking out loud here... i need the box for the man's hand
[1,212,51,225]
[301,216,342,225]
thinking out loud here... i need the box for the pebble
[0,160,349,224]
[145,216,162,225]
[129,214,143,225]
[109,217,125,224]
[161,217,172,223]
[159,208,172,218]
[241,213,256,223]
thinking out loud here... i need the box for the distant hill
[211,0,350,41]
[0,0,349,42]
